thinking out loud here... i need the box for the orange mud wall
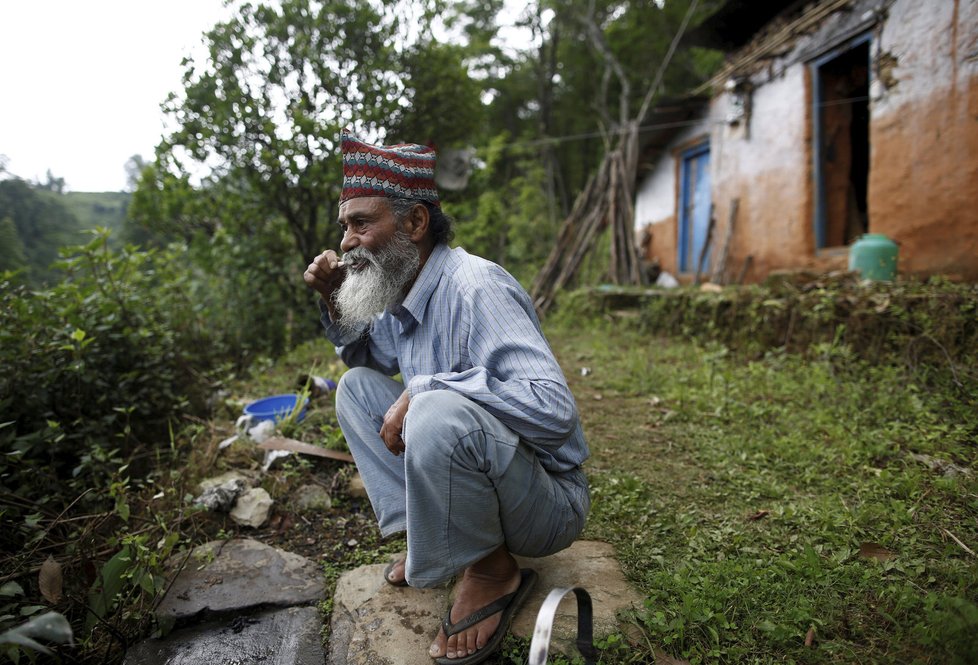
[635,0,978,283]
[708,67,816,283]
[635,62,824,282]
[866,0,978,280]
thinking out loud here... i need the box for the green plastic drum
[849,233,898,281]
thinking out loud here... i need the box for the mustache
[342,246,377,268]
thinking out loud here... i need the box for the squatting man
[303,130,591,665]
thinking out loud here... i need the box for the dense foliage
[0,225,312,660]
[0,227,300,524]
[132,0,722,281]
[0,178,138,286]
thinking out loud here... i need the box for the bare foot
[428,547,521,660]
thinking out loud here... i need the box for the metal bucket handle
[528,587,597,665]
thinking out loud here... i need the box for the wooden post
[735,254,754,284]
[693,204,716,285]
[712,198,740,284]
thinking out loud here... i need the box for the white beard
[332,230,420,336]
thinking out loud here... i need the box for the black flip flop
[433,568,538,665]
[384,557,409,587]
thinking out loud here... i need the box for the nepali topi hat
[340,129,440,207]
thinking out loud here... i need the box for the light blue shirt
[321,243,589,473]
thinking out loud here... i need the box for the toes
[446,633,459,659]
[387,559,405,583]
[464,628,478,655]
[429,630,447,658]
[476,625,490,650]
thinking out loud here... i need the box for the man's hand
[303,249,345,307]
[380,390,410,456]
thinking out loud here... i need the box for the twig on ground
[942,528,976,557]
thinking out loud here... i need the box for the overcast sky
[0,0,240,192]
[0,1,535,193]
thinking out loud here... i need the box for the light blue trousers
[335,367,590,588]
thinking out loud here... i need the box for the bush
[555,274,978,384]
[1,233,218,501]
[0,227,308,521]
[0,227,313,660]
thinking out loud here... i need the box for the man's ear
[402,203,430,243]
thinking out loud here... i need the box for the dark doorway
[812,37,870,249]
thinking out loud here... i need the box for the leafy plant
[0,609,73,664]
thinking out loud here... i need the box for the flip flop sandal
[384,557,409,587]
[433,568,538,665]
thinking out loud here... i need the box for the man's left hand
[380,390,410,456]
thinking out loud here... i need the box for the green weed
[549,317,978,664]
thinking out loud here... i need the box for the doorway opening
[812,36,871,249]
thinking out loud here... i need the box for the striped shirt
[321,243,589,472]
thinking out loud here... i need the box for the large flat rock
[329,540,641,665]
[157,538,325,621]
[125,606,324,665]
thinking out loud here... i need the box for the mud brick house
[635,0,978,283]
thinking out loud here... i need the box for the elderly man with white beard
[303,130,590,665]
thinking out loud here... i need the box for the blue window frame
[678,142,711,273]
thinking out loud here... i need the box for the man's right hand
[303,249,345,302]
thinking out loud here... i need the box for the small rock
[194,479,246,512]
[230,488,273,527]
[197,470,258,494]
[348,473,368,499]
[295,484,332,512]
[910,453,971,478]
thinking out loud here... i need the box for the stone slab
[329,541,641,665]
[157,538,325,622]
[125,606,324,665]
[513,540,642,652]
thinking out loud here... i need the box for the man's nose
[340,230,357,253]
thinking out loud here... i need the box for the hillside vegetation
[0,179,132,284]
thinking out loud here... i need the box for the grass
[196,310,975,664]
[547,317,978,664]
[25,292,970,664]
[205,310,976,664]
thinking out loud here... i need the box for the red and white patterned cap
[340,129,440,207]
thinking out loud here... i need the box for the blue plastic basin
[243,394,309,424]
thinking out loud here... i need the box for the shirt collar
[397,243,450,327]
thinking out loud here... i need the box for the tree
[0,215,28,275]
[146,0,408,263]
[388,40,485,148]
[39,169,66,194]
[124,154,147,193]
